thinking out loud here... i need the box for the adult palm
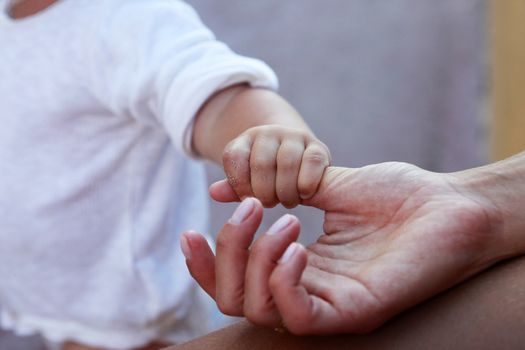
[188,163,500,335]
[275,163,498,334]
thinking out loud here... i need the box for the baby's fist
[221,125,331,208]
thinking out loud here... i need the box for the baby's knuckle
[252,187,276,207]
[278,156,300,172]
[276,192,297,208]
[260,198,278,208]
[304,150,329,166]
[252,155,276,171]
[282,200,299,209]
[222,139,237,156]
[298,178,316,193]
[221,149,233,164]
[223,147,249,164]
[245,125,267,135]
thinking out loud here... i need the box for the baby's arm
[81,0,326,207]
[193,84,331,208]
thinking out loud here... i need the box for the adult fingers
[250,136,280,207]
[181,231,217,299]
[243,214,301,327]
[269,243,344,335]
[275,139,304,208]
[222,134,254,200]
[298,142,331,200]
[215,197,263,316]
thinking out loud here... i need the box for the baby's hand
[218,125,331,208]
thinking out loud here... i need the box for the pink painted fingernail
[279,243,299,264]
[267,214,295,235]
[180,234,192,260]
[229,197,255,225]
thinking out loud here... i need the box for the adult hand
[182,163,501,334]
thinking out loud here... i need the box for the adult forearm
[455,151,525,260]
[192,85,311,164]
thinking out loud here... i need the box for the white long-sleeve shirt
[0,0,277,347]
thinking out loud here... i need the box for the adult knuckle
[244,301,279,327]
[249,241,266,261]
[249,240,276,266]
[215,234,231,252]
[243,306,264,324]
[285,317,311,335]
[217,299,240,316]
[268,273,282,292]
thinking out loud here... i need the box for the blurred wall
[187,0,488,244]
[491,0,525,160]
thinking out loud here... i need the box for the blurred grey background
[2,0,487,348]
[194,0,488,246]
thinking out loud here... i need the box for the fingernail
[267,214,295,235]
[180,234,192,260]
[229,197,255,225]
[299,192,312,200]
[279,243,299,264]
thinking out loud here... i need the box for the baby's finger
[298,142,331,200]
[222,135,254,200]
[243,214,301,327]
[269,244,343,335]
[250,136,280,207]
[209,179,240,203]
[276,139,304,208]
[215,197,263,316]
[181,231,216,299]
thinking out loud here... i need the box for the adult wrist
[452,152,525,260]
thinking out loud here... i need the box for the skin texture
[167,255,525,350]
[183,152,525,335]
[219,125,331,207]
[193,85,331,208]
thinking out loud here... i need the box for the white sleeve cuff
[162,56,279,158]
